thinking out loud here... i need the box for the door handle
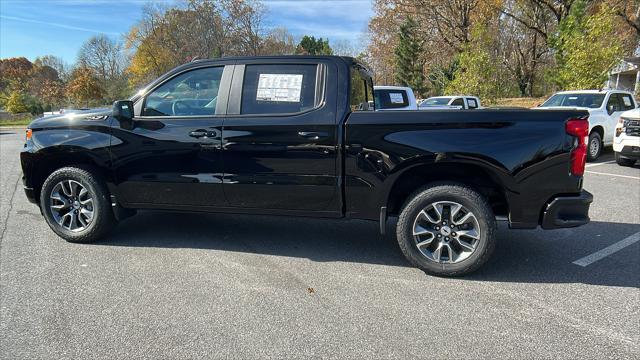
[190,129,218,138]
[298,131,328,140]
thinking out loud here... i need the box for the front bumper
[541,190,593,229]
[22,173,38,204]
[616,145,640,160]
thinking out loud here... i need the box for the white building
[606,47,640,95]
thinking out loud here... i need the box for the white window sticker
[389,92,405,104]
[623,96,632,106]
[256,74,303,102]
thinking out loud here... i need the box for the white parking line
[573,231,640,267]
[585,171,640,180]
[585,161,615,168]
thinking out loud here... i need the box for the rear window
[374,89,409,109]
[540,93,605,108]
[619,94,636,111]
[241,64,318,115]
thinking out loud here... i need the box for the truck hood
[28,108,111,129]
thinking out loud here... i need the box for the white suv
[537,90,637,161]
[614,108,640,166]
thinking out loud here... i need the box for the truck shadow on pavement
[99,212,640,288]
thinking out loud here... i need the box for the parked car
[419,96,481,110]
[373,86,418,111]
[21,56,593,276]
[536,90,637,161]
[614,108,640,166]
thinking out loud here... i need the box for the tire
[587,132,602,162]
[615,152,636,167]
[396,182,496,277]
[40,166,116,243]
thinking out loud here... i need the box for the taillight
[565,118,589,176]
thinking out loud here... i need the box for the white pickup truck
[537,90,637,161]
[614,108,640,166]
[418,96,481,110]
[373,86,418,111]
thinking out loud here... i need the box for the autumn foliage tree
[66,66,104,107]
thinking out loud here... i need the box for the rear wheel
[615,152,636,167]
[396,183,496,277]
[587,132,602,162]
[40,166,116,243]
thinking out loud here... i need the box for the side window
[451,98,464,107]
[466,98,478,109]
[143,67,223,116]
[619,94,635,111]
[350,65,374,111]
[241,64,318,115]
[606,94,621,112]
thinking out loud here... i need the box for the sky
[0,0,374,64]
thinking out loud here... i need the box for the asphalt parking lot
[0,128,638,359]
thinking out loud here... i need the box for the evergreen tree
[394,17,427,96]
[296,36,333,55]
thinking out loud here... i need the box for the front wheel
[40,166,116,243]
[396,183,497,277]
[587,132,602,162]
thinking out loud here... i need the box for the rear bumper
[541,190,593,229]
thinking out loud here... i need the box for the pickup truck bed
[21,55,592,276]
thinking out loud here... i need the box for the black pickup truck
[21,56,593,276]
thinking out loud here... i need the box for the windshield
[420,97,451,106]
[540,93,605,108]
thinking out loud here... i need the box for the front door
[221,61,341,214]
[110,65,232,209]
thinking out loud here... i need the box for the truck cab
[373,86,418,111]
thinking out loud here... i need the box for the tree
[34,55,69,81]
[261,27,296,55]
[296,36,333,55]
[394,17,427,96]
[5,90,29,113]
[0,57,33,92]
[78,34,124,82]
[446,25,502,101]
[77,34,128,102]
[125,0,292,87]
[66,67,104,107]
[554,2,625,89]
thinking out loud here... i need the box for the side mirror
[113,100,133,121]
[113,100,134,130]
[607,105,615,115]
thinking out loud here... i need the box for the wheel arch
[590,125,604,138]
[385,162,510,218]
[29,149,108,203]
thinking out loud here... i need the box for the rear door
[110,64,232,209]
[221,59,341,214]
